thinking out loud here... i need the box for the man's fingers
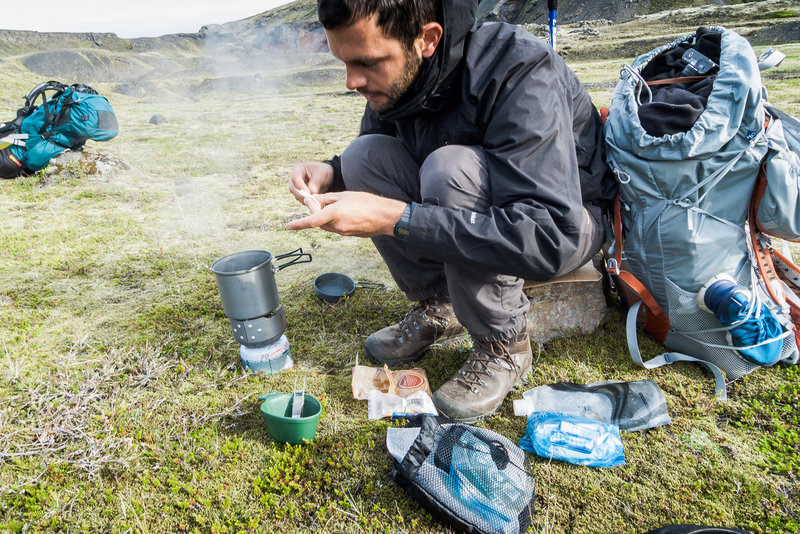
[288,162,315,202]
[285,209,334,231]
[303,194,324,214]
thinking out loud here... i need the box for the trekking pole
[548,0,557,50]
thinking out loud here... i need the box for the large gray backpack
[603,26,800,398]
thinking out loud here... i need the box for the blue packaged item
[697,273,785,366]
[519,411,625,468]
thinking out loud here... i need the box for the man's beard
[364,47,422,113]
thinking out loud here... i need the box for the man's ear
[418,22,443,58]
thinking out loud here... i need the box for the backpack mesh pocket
[662,268,796,380]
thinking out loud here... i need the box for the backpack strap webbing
[626,301,728,401]
[605,170,728,399]
[644,75,714,87]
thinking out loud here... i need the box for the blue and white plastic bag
[519,411,625,468]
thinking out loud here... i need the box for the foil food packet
[351,362,432,399]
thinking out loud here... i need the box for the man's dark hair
[317,0,439,49]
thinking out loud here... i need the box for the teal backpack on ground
[0,81,119,178]
[603,27,800,398]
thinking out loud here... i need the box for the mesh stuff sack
[387,415,535,534]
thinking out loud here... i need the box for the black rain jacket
[331,0,616,281]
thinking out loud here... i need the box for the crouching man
[286,0,616,422]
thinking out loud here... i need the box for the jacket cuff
[408,201,435,246]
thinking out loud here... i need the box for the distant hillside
[3,0,798,58]
[0,0,796,94]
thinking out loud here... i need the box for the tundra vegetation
[0,2,799,533]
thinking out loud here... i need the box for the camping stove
[211,248,310,348]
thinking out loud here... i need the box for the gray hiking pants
[341,134,531,341]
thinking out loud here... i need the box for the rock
[148,114,166,125]
[523,259,611,344]
[569,28,602,37]
[46,150,130,178]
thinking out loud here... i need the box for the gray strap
[0,133,28,147]
[677,130,763,207]
[626,301,728,400]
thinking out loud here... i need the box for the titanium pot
[313,272,384,303]
[211,248,311,321]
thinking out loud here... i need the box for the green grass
[761,10,799,19]
[1,14,800,534]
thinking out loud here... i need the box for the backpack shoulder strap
[16,81,68,133]
[749,161,800,350]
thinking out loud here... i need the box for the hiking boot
[365,295,464,365]
[433,333,532,423]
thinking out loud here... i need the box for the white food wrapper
[367,390,438,420]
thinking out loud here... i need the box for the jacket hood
[377,0,477,121]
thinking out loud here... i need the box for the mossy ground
[1,13,799,534]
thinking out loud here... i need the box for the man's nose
[345,67,367,91]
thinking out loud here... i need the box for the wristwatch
[393,202,416,241]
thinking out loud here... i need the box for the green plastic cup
[258,392,321,444]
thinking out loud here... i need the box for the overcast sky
[1,1,296,38]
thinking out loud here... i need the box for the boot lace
[398,297,450,339]
[454,339,519,395]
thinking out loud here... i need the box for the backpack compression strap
[644,75,714,87]
[768,246,800,351]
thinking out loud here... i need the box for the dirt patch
[113,81,164,97]
[747,21,800,45]
[761,67,800,81]
[583,81,617,90]
[193,74,289,93]
[289,68,345,85]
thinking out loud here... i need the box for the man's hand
[285,191,407,238]
[289,161,335,201]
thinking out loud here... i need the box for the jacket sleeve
[408,42,599,281]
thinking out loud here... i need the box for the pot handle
[274,248,312,271]
[355,281,385,290]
